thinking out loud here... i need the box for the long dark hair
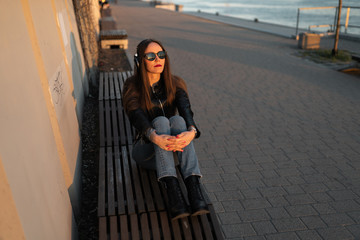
[123,39,187,114]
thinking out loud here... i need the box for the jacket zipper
[152,86,166,116]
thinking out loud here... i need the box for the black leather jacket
[126,79,200,142]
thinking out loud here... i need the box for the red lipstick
[154,64,162,67]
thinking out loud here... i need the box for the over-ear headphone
[134,53,140,68]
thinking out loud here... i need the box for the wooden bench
[100,30,128,49]
[98,71,224,239]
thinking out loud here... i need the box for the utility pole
[332,0,342,56]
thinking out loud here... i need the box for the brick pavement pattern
[110,1,360,239]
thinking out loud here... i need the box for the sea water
[170,0,360,35]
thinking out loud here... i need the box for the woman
[123,39,208,220]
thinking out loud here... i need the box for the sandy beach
[108,1,360,238]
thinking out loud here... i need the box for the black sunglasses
[144,51,166,61]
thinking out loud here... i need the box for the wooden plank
[190,216,203,240]
[138,168,156,212]
[150,212,161,240]
[171,218,182,240]
[121,146,135,214]
[140,213,151,240]
[149,171,166,211]
[99,101,105,147]
[99,72,104,101]
[130,215,140,240]
[104,72,109,100]
[107,146,115,216]
[109,72,115,100]
[114,146,126,215]
[116,99,127,146]
[99,217,107,240]
[105,100,112,147]
[120,215,129,240]
[200,214,214,240]
[159,211,172,240]
[118,72,124,92]
[180,218,193,240]
[114,71,121,99]
[127,144,146,213]
[208,205,224,240]
[98,148,106,217]
[123,106,134,145]
[110,216,118,240]
[110,100,119,146]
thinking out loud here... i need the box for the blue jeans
[132,116,202,180]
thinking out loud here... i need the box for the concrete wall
[0,0,97,239]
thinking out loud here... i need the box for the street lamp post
[332,0,342,56]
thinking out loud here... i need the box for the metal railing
[295,6,360,37]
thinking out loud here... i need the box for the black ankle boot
[162,177,190,220]
[185,176,209,216]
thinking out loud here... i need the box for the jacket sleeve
[175,88,201,138]
[127,108,153,137]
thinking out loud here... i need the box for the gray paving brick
[239,209,270,222]
[321,213,355,227]
[266,207,291,219]
[215,191,243,201]
[266,232,300,240]
[241,189,262,199]
[252,221,277,235]
[300,183,329,193]
[330,200,360,212]
[218,212,242,224]
[263,177,291,187]
[272,218,307,232]
[324,180,347,191]
[327,189,359,201]
[245,179,266,188]
[287,176,307,185]
[260,169,279,178]
[204,182,223,193]
[201,173,222,183]
[312,203,337,215]
[285,205,318,217]
[213,201,225,213]
[267,196,290,207]
[242,198,271,210]
[300,216,327,229]
[284,185,305,195]
[310,192,333,203]
[238,171,263,180]
[221,180,248,191]
[317,227,354,240]
[295,230,323,240]
[348,211,360,224]
[244,236,266,240]
[222,165,240,174]
[222,223,256,238]
[221,200,244,212]
[346,224,360,238]
[285,194,316,205]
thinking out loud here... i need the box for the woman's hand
[150,130,196,152]
[165,130,196,152]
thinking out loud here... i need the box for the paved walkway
[110,1,360,239]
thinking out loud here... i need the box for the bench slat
[138,168,156,212]
[110,216,118,239]
[140,213,151,240]
[209,204,224,240]
[111,100,119,147]
[105,100,112,147]
[128,145,146,213]
[180,218,193,240]
[200,214,214,240]
[130,214,140,240]
[121,146,136,214]
[114,72,121,99]
[104,72,109,100]
[99,101,105,147]
[107,147,116,216]
[160,212,172,239]
[191,216,204,240]
[150,212,161,240]
[109,72,115,100]
[114,146,126,215]
[99,217,107,240]
[116,99,127,146]
[120,215,129,240]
